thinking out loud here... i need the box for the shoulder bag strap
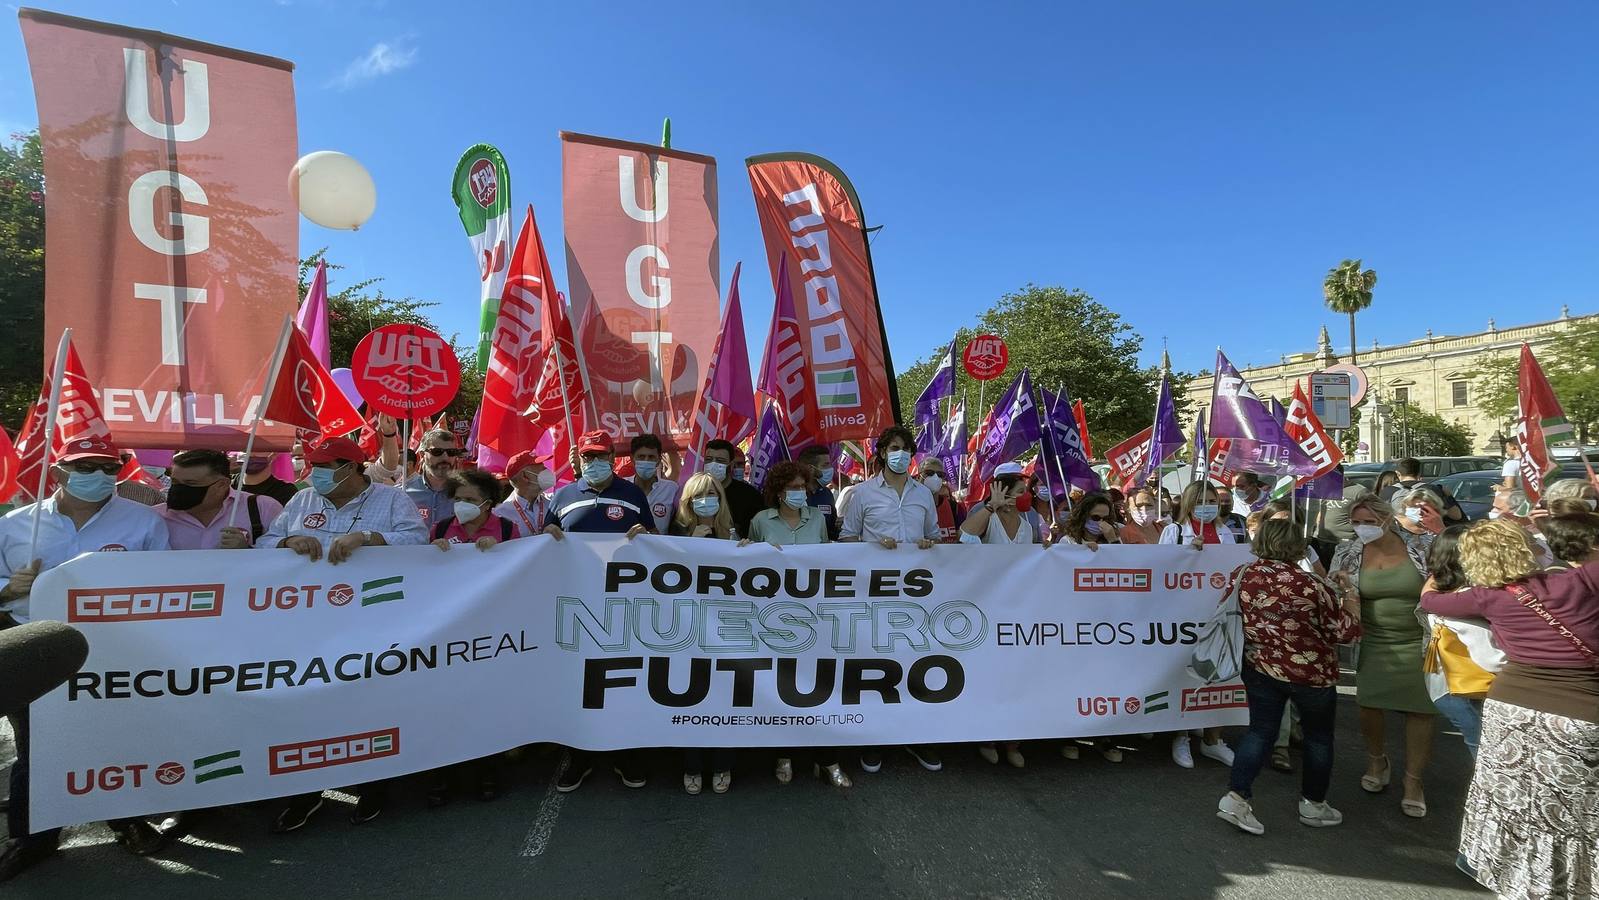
[1505,583,1599,669]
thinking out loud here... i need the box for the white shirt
[494,492,550,538]
[1500,458,1520,479]
[983,511,1033,545]
[259,481,428,551]
[366,460,404,487]
[631,476,682,534]
[1158,520,1247,545]
[0,495,171,623]
[840,475,938,544]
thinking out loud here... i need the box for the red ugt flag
[0,426,21,504]
[1515,343,1568,504]
[264,326,365,438]
[479,206,552,455]
[14,337,116,501]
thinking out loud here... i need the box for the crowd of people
[0,421,1594,897]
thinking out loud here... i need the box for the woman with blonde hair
[670,474,734,539]
[1329,494,1436,817]
[1422,519,1599,897]
[1120,488,1167,543]
[667,473,736,793]
[1159,480,1246,546]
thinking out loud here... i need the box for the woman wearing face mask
[1159,481,1246,547]
[670,474,737,793]
[1393,488,1445,539]
[1120,489,1167,544]
[744,462,849,788]
[1328,495,1436,817]
[1061,492,1121,550]
[430,470,514,552]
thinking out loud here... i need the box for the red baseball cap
[577,430,613,454]
[505,449,552,477]
[303,437,368,465]
[57,436,120,462]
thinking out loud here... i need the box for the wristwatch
[362,530,375,544]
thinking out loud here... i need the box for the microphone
[0,621,90,712]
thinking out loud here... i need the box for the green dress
[1355,562,1436,714]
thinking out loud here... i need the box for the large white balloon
[290,150,376,230]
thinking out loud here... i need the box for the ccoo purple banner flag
[1208,350,1318,477]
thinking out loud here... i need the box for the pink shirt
[157,490,284,550]
[436,512,512,544]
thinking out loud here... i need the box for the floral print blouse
[1235,559,1362,686]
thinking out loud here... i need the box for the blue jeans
[1229,666,1338,803]
[1431,693,1483,759]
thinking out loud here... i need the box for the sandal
[1360,754,1391,793]
[1401,775,1427,818]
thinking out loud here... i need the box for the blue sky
[4,1,1597,376]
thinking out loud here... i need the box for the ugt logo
[364,331,451,394]
[469,158,498,208]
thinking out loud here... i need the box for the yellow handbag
[1422,621,1494,699]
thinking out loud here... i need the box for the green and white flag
[451,144,513,372]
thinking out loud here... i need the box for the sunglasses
[64,461,121,476]
[426,448,466,458]
[1088,514,1108,522]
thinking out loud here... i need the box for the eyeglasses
[64,461,121,475]
[426,448,465,458]
[1088,514,1107,522]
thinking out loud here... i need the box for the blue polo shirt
[544,477,653,533]
[807,485,840,541]
[403,472,453,528]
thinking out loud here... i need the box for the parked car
[1344,456,1500,492]
[1433,469,1501,521]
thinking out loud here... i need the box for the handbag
[1422,621,1495,699]
[1506,583,1599,670]
[1188,567,1245,684]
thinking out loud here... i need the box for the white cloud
[329,38,417,90]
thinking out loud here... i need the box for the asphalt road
[2,692,1488,899]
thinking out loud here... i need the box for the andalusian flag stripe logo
[815,369,861,408]
[193,749,243,783]
[361,576,405,606]
[1143,691,1170,714]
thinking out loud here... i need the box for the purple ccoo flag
[1208,349,1318,477]
[1141,373,1186,482]
[973,369,1041,487]
[915,337,957,421]
[1190,407,1208,481]
[747,402,791,490]
[1038,384,1098,499]
[936,399,968,489]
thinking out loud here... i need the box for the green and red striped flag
[451,145,513,373]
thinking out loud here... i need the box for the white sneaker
[1298,798,1343,827]
[1217,792,1265,835]
[1199,739,1235,767]
[683,774,702,795]
[1171,734,1195,769]
[979,744,1000,765]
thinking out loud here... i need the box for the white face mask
[1192,503,1219,524]
[453,500,484,523]
[1403,507,1424,524]
[922,474,944,494]
[1131,507,1153,526]
[705,461,729,482]
[1354,524,1385,544]
[536,469,556,491]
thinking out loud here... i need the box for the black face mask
[165,481,214,511]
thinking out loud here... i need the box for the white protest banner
[29,537,1251,830]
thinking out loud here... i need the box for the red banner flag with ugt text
[479,206,551,455]
[1515,343,1569,504]
[14,338,116,501]
[264,326,365,438]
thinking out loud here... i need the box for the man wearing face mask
[0,436,172,879]
[798,444,841,540]
[841,426,941,774]
[159,449,282,550]
[494,450,556,538]
[542,430,651,792]
[403,430,465,527]
[629,433,681,535]
[917,458,965,543]
[702,439,764,538]
[256,437,425,833]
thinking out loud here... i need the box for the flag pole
[554,343,579,480]
[27,328,73,561]
[228,317,294,530]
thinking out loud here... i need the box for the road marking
[519,749,569,859]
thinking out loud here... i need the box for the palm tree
[1323,259,1377,365]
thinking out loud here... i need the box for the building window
[1453,381,1468,407]
[1393,387,1409,404]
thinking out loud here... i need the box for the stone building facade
[1181,307,1595,461]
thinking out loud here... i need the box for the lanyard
[511,496,541,534]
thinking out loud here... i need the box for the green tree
[1387,401,1473,457]
[1471,321,1599,443]
[895,284,1189,453]
[1322,259,1377,365]
[0,130,44,431]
